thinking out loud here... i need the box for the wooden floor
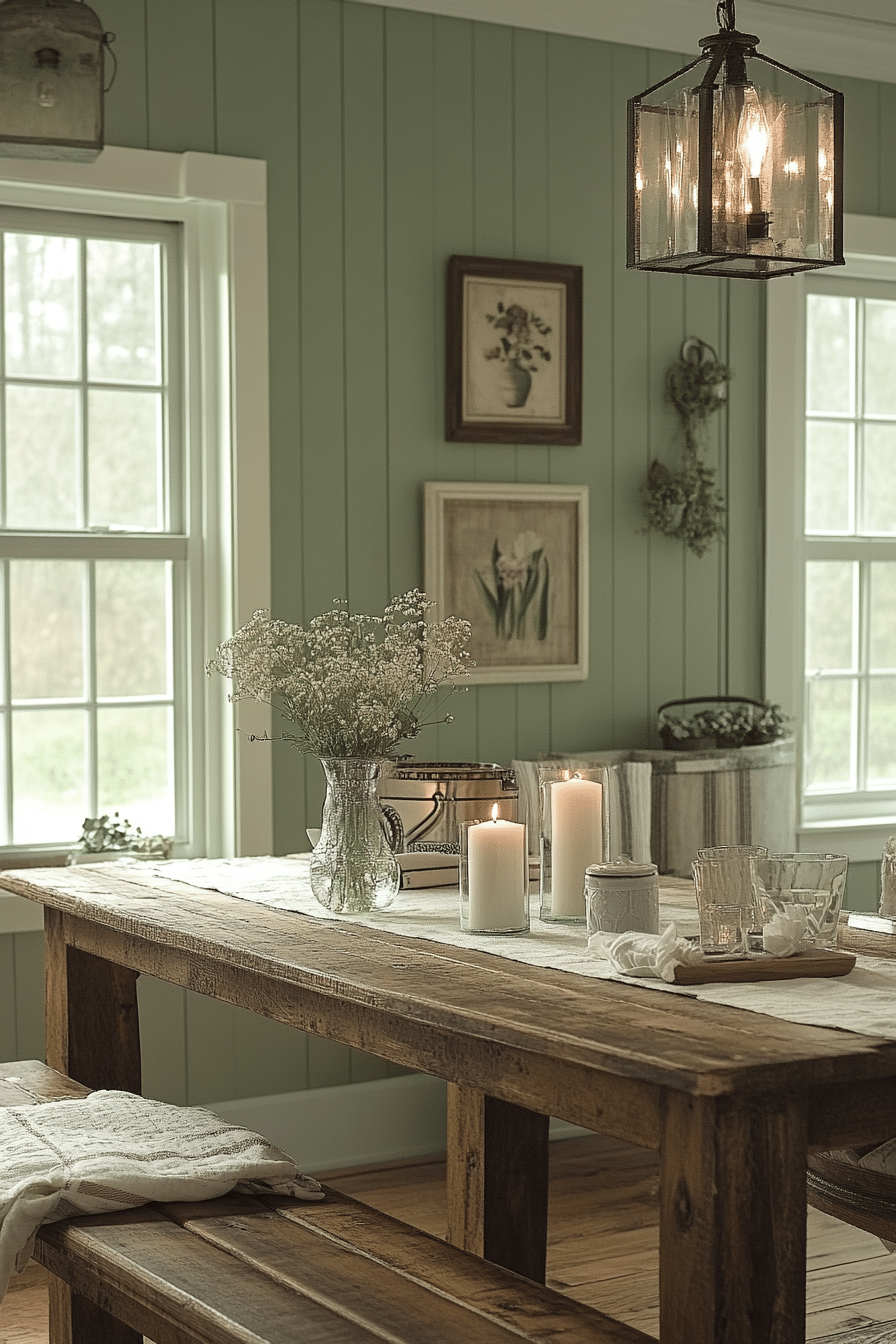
[2,1133,895,1343]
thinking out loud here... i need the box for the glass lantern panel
[632,73,699,265]
[709,61,837,267]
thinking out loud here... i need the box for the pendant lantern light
[627,0,843,279]
[0,0,115,162]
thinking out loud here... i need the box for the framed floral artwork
[424,480,589,684]
[445,255,583,444]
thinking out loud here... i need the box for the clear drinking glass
[751,852,848,950]
[694,845,768,931]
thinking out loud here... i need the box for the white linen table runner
[123,854,896,1043]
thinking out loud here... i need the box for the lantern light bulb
[737,88,770,179]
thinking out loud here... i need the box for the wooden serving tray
[673,947,856,986]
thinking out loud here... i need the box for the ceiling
[348,0,896,84]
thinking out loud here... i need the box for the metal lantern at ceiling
[0,0,115,162]
[627,0,843,279]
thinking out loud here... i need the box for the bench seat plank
[37,1206,378,1344]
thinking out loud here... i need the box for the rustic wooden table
[6,861,896,1344]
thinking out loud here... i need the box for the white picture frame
[424,480,589,684]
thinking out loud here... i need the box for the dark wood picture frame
[445,254,583,445]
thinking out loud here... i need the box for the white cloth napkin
[588,923,705,982]
[0,1087,323,1303]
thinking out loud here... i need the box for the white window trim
[766,213,896,862]
[0,146,272,861]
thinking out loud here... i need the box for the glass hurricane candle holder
[459,814,529,935]
[538,767,606,923]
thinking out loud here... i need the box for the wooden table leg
[44,909,142,1344]
[446,1082,550,1283]
[44,908,141,1093]
[660,1090,808,1344]
[48,1276,142,1344]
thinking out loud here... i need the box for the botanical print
[462,276,565,424]
[474,530,549,642]
[442,498,578,671]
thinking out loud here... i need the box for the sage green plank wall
[0,932,44,1062]
[6,2,896,1100]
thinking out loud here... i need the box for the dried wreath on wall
[641,337,730,557]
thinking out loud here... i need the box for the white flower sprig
[207,590,472,759]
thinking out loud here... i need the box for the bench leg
[45,908,141,1093]
[659,1090,808,1344]
[446,1083,549,1283]
[49,1274,142,1344]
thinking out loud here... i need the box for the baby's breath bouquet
[208,591,472,915]
[207,590,472,759]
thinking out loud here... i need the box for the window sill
[798,818,896,862]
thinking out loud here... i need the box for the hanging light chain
[716,0,736,31]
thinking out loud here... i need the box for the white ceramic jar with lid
[585,858,659,937]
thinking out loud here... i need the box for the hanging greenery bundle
[641,337,730,558]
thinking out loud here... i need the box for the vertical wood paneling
[467,21,518,765]
[544,36,615,753]
[645,50,689,727]
[13,932,44,1061]
[431,16,478,765]
[145,0,216,154]
[833,75,882,218]
[343,5,391,617]
[608,43,651,748]
[384,8,438,598]
[509,28,552,761]
[880,85,896,220]
[138,976,187,1105]
[725,283,765,699]
[99,0,149,150]
[682,277,726,698]
[0,935,16,1060]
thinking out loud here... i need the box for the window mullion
[856,561,870,793]
[78,236,88,529]
[85,558,97,818]
[1,562,10,845]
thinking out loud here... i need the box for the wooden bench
[2,1061,651,1344]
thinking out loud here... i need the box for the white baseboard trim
[205,1073,592,1174]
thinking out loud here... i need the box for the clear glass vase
[309,758,400,914]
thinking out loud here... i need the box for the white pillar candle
[467,817,527,930]
[549,778,603,918]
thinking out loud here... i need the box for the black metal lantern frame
[627,0,844,279]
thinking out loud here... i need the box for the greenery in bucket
[658,699,790,750]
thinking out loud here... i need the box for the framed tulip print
[445,255,583,444]
[424,480,589,684]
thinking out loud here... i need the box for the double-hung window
[0,207,184,851]
[767,216,896,859]
[0,148,272,865]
